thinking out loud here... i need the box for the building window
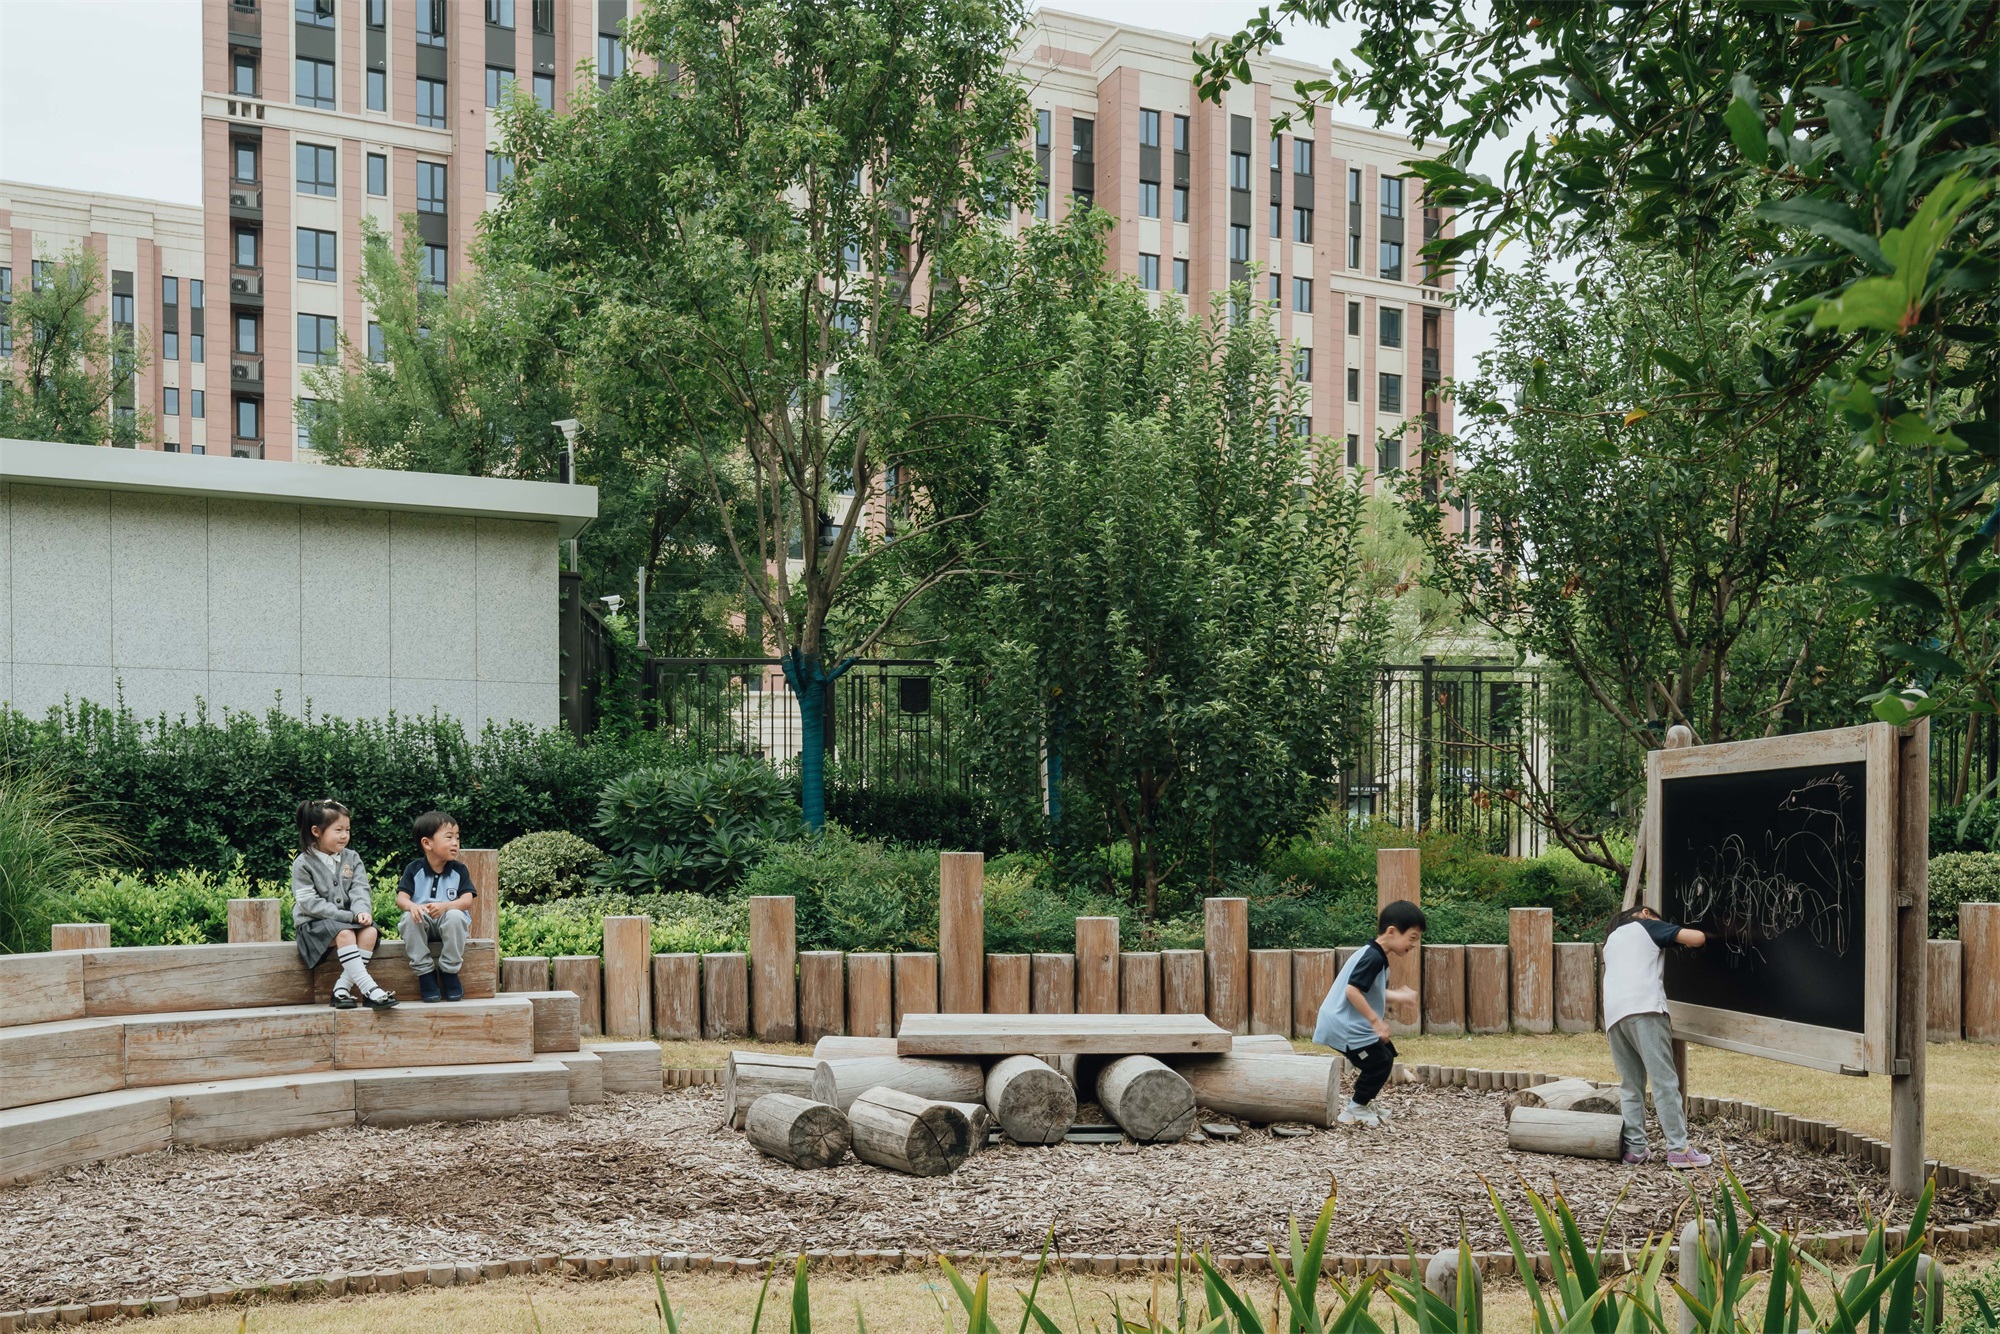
[487,152,515,191]
[1173,114,1188,152]
[163,276,179,307]
[0,267,10,358]
[164,387,181,416]
[234,227,259,268]
[417,0,446,45]
[297,228,337,282]
[1172,185,1187,222]
[1269,273,1281,302]
[191,389,205,418]
[298,313,337,364]
[1294,347,1312,382]
[1295,415,1312,439]
[191,278,203,309]
[192,332,205,362]
[1349,167,1362,205]
[1228,224,1249,262]
[533,0,554,33]
[1035,108,1050,148]
[1035,186,1049,220]
[1379,436,1403,471]
[417,77,447,126]
[296,142,336,196]
[112,291,134,327]
[841,239,861,272]
[368,0,384,25]
[367,321,387,362]
[367,69,386,110]
[233,143,259,181]
[598,33,626,78]
[1270,201,1280,238]
[1138,253,1159,291]
[232,54,258,96]
[1138,108,1159,148]
[485,0,514,26]
[1380,175,1404,218]
[367,152,387,196]
[163,331,179,360]
[1346,367,1359,402]
[235,314,259,354]
[1347,300,1360,336]
[1293,206,1313,243]
[236,397,259,440]
[1379,306,1402,348]
[486,66,516,107]
[1380,240,1403,282]
[422,244,448,291]
[1346,433,1359,468]
[295,0,334,26]
[1172,257,1188,295]
[297,398,319,453]
[1138,181,1158,218]
[1229,152,1249,190]
[416,161,447,213]
[1293,139,1313,174]
[1348,234,1362,269]
[533,72,555,109]
[295,57,335,108]
[1379,372,1403,413]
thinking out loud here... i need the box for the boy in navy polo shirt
[396,810,477,1003]
[1313,899,1426,1127]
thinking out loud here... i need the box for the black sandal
[361,988,399,1009]
[330,988,359,1010]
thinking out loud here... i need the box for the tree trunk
[1506,1106,1623,1159]
[809,1054,985,1111]
[783,648,833,831]
[723,1051,822,1130]
[744,1093,850,1169]
[984,1054,1076,1145]
[847,1086,971,1176]
[1096,1055,1196,1143]
[1172,1052,1344,1126]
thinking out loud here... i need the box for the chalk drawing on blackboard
[1677,770,1854,967]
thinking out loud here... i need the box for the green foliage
[0,771,129,952]
[1948,1259,2000,1334]
[497,830,606,904]
[736,825,938,954]
[1932,802,2000,856]
[1925,853,2000,941]
[594,756,803,894]
[822,782,1003,856]
[66,865,269,947]
[0,699,678,878]
[0,245,150,448]
[498,891,747,958]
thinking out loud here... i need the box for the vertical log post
[652,953,700,1041]
[1509,908,1554,1034]
[1964,903,2000,1042]
[1890,719,1928,1199]
[1119,952,1162,1013]
[227,898,282,944]
[553,955,604,1037]
[1553,942,1597,1034]
[1249,949,1292,1036]
[1204,897,1249,1035]
[601,915,653,1039]
[1464,944,1510,1034]
[1421,944,1465,1036]
[1927,940,1961,1042]
[49,924,111,951]
[846,953,893,1038]
[461,847,499,943]
[501,955,550,993]
[798,951,846,1044]
[1160,950,1205,1015]
[1075,917,1120,1014]
[892,952,938,1032]
[1376,848,1422,1033]
[700,952,748,1040]
[1291,948,1336,1040]
[749,896,799,1044]
[985,954,1030,1013]
[1030,953,1075,1013]
[1661,725,1695,1096]
[938,852,984,1015]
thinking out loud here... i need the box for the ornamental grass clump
[0,770,127,952]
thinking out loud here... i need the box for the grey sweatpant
[399,907,470,976]
[1607,1011,1688,1153]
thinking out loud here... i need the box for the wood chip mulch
[0,1083,1983,1310]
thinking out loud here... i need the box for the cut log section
[1507,1105,1623,1159]
[1096,1055,1196,1143]
[941,1100,993,1151]
[809,1054,985,1112]
[847,1086,971,1176]
[744,1093,850,1169]
[722,1051,822,1130]
[1173,1052,1342,1127]
[984,1054,1076,1145]
[1501,1076,1619,1119]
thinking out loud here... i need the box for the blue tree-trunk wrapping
[783,649,848,831]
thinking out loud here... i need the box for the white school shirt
[1601,918,1684,1031]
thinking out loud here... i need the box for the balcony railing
[230,268,264,299]
[230,356,264,387]
[228,187,262,215]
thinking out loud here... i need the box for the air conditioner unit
[228,188,262,211]
[230,272,263,297]
[231,358,263,382]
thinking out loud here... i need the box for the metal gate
[1365,658,1547,855]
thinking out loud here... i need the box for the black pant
[1342,1039,1397,1105]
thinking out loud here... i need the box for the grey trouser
[399,908,470,975]
[1607,1011,1688,1153]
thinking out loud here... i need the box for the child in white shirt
[1602,905,1708,1167]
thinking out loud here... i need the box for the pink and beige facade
[1016,10,1456,499]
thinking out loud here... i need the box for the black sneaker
[330,987,359,1010]
[418,971,443,1003]
[439,971,464,1002]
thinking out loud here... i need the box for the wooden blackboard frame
[1644,722,1899,1075]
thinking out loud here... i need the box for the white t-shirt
[1601,917,1684,1031]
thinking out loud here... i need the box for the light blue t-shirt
[1313,940,1389,1051]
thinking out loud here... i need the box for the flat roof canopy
[0,438,598,539]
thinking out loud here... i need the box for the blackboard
[1658,761,1868,1033]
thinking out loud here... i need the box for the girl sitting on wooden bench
[291,798,398,1010]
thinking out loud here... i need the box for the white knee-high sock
[336,945,366,993]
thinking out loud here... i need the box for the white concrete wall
[0,481,560,732]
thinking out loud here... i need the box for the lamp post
[553,418,580,573]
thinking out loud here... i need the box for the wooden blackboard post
[1661,726,1694,1099]
[1890,719,1928,1199]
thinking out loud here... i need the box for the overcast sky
[0,0,1507,375]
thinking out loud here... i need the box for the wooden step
[352,1061,570,1127]
[332,997,533,1068]
[515,990,583,1052]
[310,940,499,1005]
[0,951,86,1028]
[83,943,313,1016]
[0,1017,126,1110]
[0,1088,171,1187]
[551,1050,604,1105]
[124,1006,338,1087]
[593,1040,664,1093]
[168,1072,358,1150]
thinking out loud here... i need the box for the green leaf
[1882,642,1967,677]
[1845,573,1945,615]
[1723,75,1769,165]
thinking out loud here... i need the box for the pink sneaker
[1667,1148,1712,1170]
[1621,1149,1651,1165]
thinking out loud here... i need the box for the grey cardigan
[291,849,372,924]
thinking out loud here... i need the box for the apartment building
[1016,10,1455,497]
[0,183,210,453]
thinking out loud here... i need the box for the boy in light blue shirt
[1314,899,1426,1127]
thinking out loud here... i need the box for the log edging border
[4,1063,1994,1330]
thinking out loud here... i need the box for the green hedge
[498,892,746,957]
[1927,852,2000,939]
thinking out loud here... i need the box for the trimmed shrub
[1927,852,2000,940]
[497,891,746,957]
[498,830,605,903]
[594,756,803,894]
[736,825,939,953]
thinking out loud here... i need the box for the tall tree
[488,0,1057,825]
[0,247,149,447]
